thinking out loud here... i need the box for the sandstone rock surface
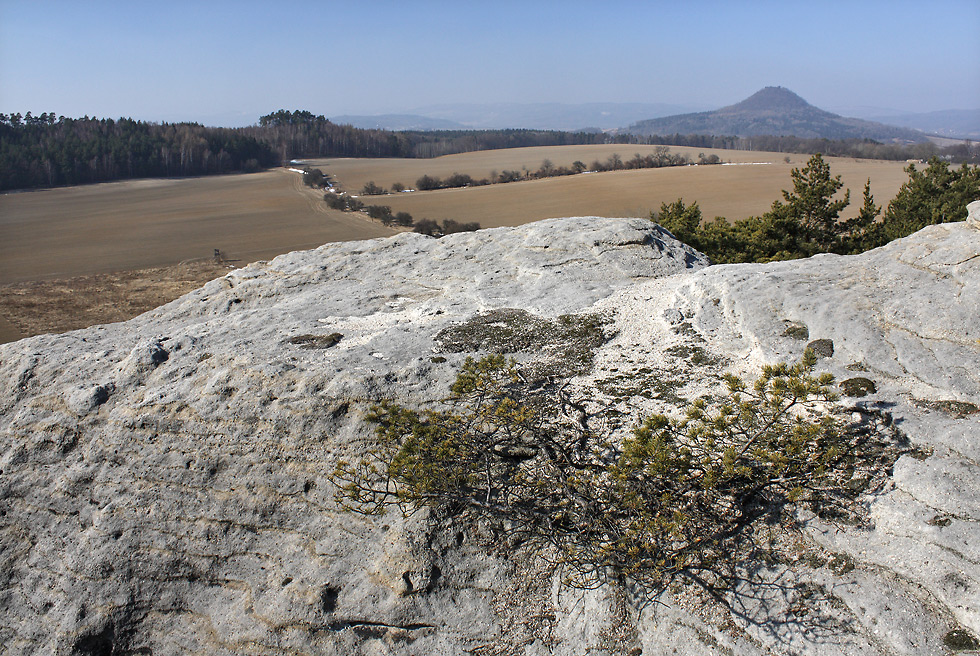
[968,199,980,229]
[1,215,978,655]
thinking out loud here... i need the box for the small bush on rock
[331,351,902,594]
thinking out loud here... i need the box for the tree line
[3,108,976,192]
[312,167,480,237]
[0,109,609,191]
[629,132,979,165]
[653,155,980,264]
[246,110,608,160]
[0,112,278,191]
[361,148,719,195]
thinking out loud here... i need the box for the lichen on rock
[434,307,613,379]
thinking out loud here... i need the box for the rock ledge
[1,216,978,655]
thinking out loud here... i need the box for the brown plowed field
[311,144,786,191]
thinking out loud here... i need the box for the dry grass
[0,260,231,342]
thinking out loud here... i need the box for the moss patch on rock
[840,377,876,397]
[827,553,856,575]
[806,339,834,358]
[665,343,727,368]
[287,333,343,349]
[597,369,690,409]
[783,321,810,341]
[913,398,980,418]
[943,628,980,651]
[435,308,613,379]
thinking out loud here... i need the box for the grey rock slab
[2,215,979,655]
[584,220,980,654]
[0,218,704,655]
[968,199,980,229]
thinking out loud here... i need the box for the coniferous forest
[0,113,279,190]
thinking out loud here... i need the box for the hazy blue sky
[2,0,978,126]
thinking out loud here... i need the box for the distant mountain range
[626,87,930,143]
[332,102,707,132]
[328,89,978,142]
[862,109,980,140]
[330,114,467,131]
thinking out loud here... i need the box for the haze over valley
[333,95,980,140]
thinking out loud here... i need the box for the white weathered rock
[968,199,980,230]
[1,215,978,655]
[582,219,980,654]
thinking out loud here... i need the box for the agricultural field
[311,144,779,191]
[311,145,912,228]
[0,168,395,285]
[0,167,395,342]
[1,144,914,342]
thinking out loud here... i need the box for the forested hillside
[628,87,929,142]
[0,110,606,191]
[248,110,607,159]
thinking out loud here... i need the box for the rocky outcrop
[968,199,980,229]
[583,219,980,654]
[1,215,978,655]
